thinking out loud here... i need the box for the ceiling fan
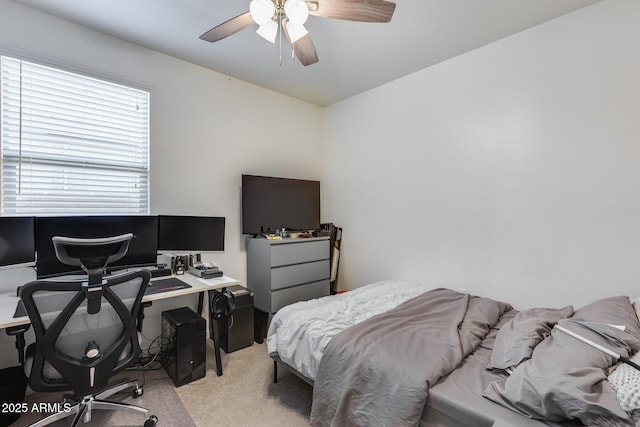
[199,0,397,66]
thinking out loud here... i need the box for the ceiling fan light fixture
[284,0,309,25]
[249,0,275,26]
[256,19,278,43]
[200,0,397,67]
[285,21,308,43]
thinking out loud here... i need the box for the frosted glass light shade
[256,19,278,43]
[285,21,308,43]
[250,0,275,26]
[284,0,309,25]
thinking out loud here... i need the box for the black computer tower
[161,307,206,387]
[211,285,255,353]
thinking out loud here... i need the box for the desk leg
[197,292,204,315]
[253,309,270,344]
[207,289,223,376]
[211,320,223,376]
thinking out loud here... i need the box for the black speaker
[210,285,254,353]
[161,307,206,387]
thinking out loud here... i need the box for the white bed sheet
[266,280,433,381]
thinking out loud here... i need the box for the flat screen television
[158,215,225,251]
[35,215,159,279]
[0,216,35,267]
[242,174,320,235]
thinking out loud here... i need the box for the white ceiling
[12,0,600,106]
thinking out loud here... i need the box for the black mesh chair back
[18,234,157,426]
[21,270,148,396]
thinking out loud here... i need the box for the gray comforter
[310,288,511,427]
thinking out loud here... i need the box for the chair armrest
[6,324,31,365]
[137,301,153,332]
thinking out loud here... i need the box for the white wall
[322,0,640,310]
[2,0,639,369]
[0,0,323,366]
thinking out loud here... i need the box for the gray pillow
[483,296,640,424]
[573,296,640,339]
[489,305,574,371]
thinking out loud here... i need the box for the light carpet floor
[10,341,312,427]
[174,341,313,427]
[14,368,195,427]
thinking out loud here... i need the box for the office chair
[19,233,158,427]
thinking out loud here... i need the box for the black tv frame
[241,174,320,236]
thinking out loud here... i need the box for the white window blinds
[1,56,150,215]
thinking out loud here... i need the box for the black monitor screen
[35,215,159,279]
[242,174,320,235]
[0,217,35,267]
[158,215,225,251]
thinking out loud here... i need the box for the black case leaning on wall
[211,285,255,353]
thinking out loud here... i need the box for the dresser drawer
[270,280,330,312]
[271,260,329,290]
[270,240,329,267]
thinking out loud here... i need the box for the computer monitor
[35,215,159,279]
[158,215,225,252]
[0,216,35,267]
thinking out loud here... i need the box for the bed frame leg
[273,361,278,383]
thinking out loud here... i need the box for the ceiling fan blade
[200,12,254,43]
[307,0,396,23]
[292,34,319,66]
[283,21,319,66]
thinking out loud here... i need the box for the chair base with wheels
[29,379,157,427]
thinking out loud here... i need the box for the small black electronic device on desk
[149,265,172,278]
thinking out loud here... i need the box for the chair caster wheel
[133,386,144,398]
[144,415,158,427]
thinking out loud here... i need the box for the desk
[1,273,242,376]
[0,273,241,330]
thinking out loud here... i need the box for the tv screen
[35,215,159,279]
[158,215,225,251]
[242,174,320,235]
[0,216,35,267]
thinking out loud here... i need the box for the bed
[266,280,640,427]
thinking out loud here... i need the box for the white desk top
[0,273,241,330]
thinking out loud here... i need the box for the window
[1,56,149,215]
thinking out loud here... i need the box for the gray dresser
[247,237,330,314]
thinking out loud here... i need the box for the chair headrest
[52,234,133,283]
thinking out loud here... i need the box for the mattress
[422,310,581,427]
[267,280,433,380]
[271,284,636,426]
[310,288,512,427]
